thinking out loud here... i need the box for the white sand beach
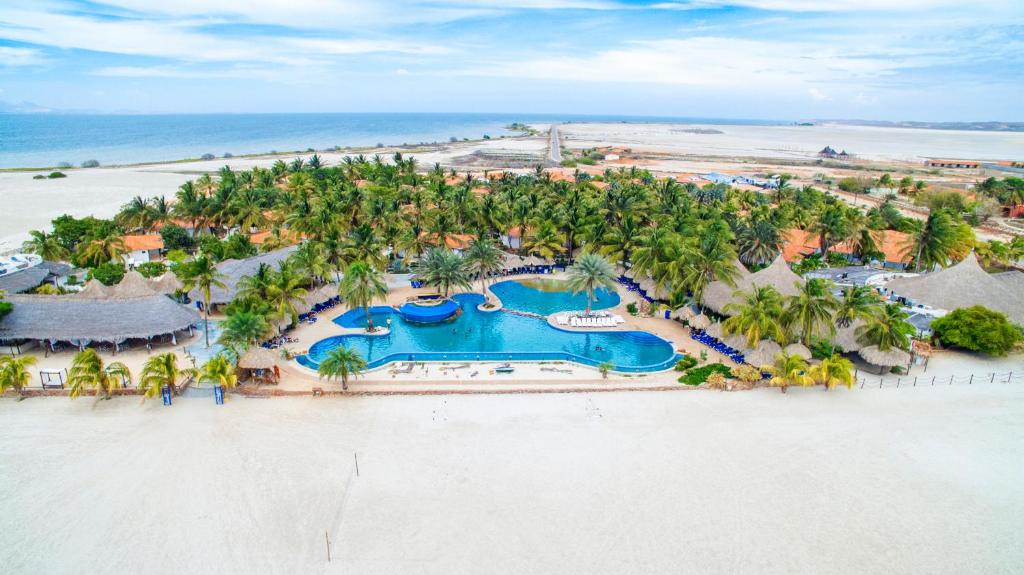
[2,384,1022,575]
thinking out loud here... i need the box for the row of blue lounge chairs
[690,329,746,364]
[617,276,657,304]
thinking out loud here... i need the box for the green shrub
[33,174,45,180]
[931,305,1023,356]
[160,223,194,252]
[87,262,126,286]
[48,171,67,179]
[0,301,12,320]
[809,338,841,359]
[626,302,638,315]
[135,261,167,278]
[674,356,698,371]
[577,156,597,165]
[679,363,732,386]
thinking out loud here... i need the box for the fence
[855,370,1023,389]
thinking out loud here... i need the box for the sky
[0,0,1022,120]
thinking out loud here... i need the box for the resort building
[925,159,981,169]
[818,146,852,160]
[781,228,912,269]
[702,256,804,314]
[120,234,164,267]
[501,227,524,250]
[187,246,298,307]
[0,254,72,294]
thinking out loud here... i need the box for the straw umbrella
[689,313,711,330]
[237,347,280,383]
[75,279,112,299]
[706,321,724,339]
[784,342,813,360]
[744,340,783,368]
[858,345,911,373]
[832,322,864,352]
[724,334,750,351]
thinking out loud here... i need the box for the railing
[855,371,1023,389]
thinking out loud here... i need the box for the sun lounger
[557,315,568,326]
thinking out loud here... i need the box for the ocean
[0,113,783,168]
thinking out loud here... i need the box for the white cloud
[808,87,828,101]
[395,68,410,75]
[652,0,1001,11]
[0,46,47,67]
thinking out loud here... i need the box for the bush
[733,365,762,384]
[679,363,732,386]
[809,338,841,359]
[33,174,45,180]
[56,162,72,169]
[576,156,597,165]
[931,306,1023,356]
[81,159,100,168]
[135,261,167,278]
[201,153,215,160]
[87,262,126,286]
[626,302,638,315]
[48,171,67,178]
[705,372,728,390]
[160,223,195,252]
[674,356,698,371]
[223,152,234,158]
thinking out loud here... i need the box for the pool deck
[273,273,733,393]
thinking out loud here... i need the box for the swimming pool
[297,293,680,373]
[183,320,224,366]
[490,278,619,315]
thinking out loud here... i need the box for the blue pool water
[298,293,679,373]
[490,279,619,315]
[183,320,224,366]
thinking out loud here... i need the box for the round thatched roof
[238,347,279,369]
[75,278,113,299]
[110,270,159,298]
[784,342,813,360]
[700,260,752,313]
[689,313,711,330]
[885,252,1024,324]
[858,345,911,367]
[748,255,805,298]
[706,321,724,338]
[832,322,864,352]
[502,253,524,269]
[670,306,694,321]
[745,340,782,367]
[150,272,183,294]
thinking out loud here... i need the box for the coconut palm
[22,230,69,262]
[807,355,855,391]
[902,211,959,271]
[218,311,272,349]
[266,265,308,331]
[463,239,503,298]
[0,355,37,398]
[723,284,786,349]
[784,278,839,345]
[67,349,132,400]
[289,241,330,286]
[522,221,565,260]
[835,285,882,328]
[138,353,196,400]
[675,233,740,310]
[235,262,275,302]
[736,220,781,267]
[197,354,238,390]
[317,345,367,391]
[77,234,127,267]
[413,248,471,298]
[340,260,389,332]
[856,303,915,352]
[565,254,617,315]
[765,352,810,394]
[116,195,154,231]
[178,254,227,347]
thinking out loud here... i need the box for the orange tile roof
[591,181,609,190]
[782,228,911,264]
[781,229,819,262]
[249,229,303,246]
[121,234,164,252]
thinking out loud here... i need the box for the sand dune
[2,385,1021,574]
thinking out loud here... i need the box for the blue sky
[1,0,1022,120]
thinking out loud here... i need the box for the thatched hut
[858,345,911,371]
[109,270,159,298]
[724,333,751,352]
[238,347,280,383]
[701,260,752,314]
[832,322,865,352]
[885,253,1024,323]
[784,342,813,360]
[704,256,803,315]
[0,293,200,349]
[150,272,183,295]
[75,279,113,299]
[501,252,524,269]
[187,246,298,306]
[745,340,782,368]
[689,313,711,330]
[706,321,724,339]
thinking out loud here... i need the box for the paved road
[548,125,561,164]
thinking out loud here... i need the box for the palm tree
[565,254,618,315]
[736,220,781,267]
[902,211,959,271]
[179,254,227,347]
[117,195,153,231]
[413,248,471,298]
[765,352,810,394]
[340,260,389,332]
[675,233,740,310]
[522,221,566,261]
[317,345,367,390]
[463,239,503,299]
[218,311,272,349]
[0,355,37,398]
[835,285,882,328]
[22,230,69,262]
[67,349,132,400]
[856,303,915,352]
[77,234,127,267]
[807,355,855,391]
[138,353,196,400]
[784,278,838,345]
[289,241,330,286]
[266,265,308,331]
[235,262,275,302]
[723,284,786,349]
[197,355,238,391]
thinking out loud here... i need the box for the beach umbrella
[689,313,711,330]
[706,321,724,338]
[724,334,751,352]
[784,342,813,360]
[858,345,911,369]
[744,340,782,368]
[238,347,279,370]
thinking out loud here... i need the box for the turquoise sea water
[298,290,679,373]
[0,112,783,168]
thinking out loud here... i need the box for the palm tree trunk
[204,299,211,348]
[365,306,374,332]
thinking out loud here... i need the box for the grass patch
[679,363,732,386]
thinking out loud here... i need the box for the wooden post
[990,373,995,383]
[325,531,331,562]
[354,453,360,477]
[969,374,973,385]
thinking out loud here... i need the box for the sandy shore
[2,384,1022,574]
